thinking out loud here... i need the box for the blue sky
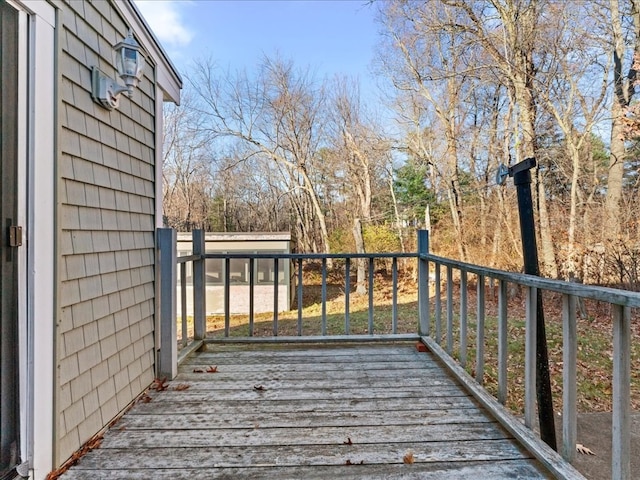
[134,0,381,89]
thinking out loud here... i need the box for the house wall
[56,0,157,464]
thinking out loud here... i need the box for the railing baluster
[392,257,398,334]
[524,286,537,429]
[249,258,255,337]
[180,262,187,348]
[435,263,442,344]
[321,258,327,335]
[297,258,303,336]
[475,274,485,385]
[273,257,279,336]
[459,270,468,367]
[345,258,351,334]
[498,279,508,405]
[446,266,453,355]
[562,294,577,462]
[368,257,374,334]
[224,257,230,337]
[612,304,631,480]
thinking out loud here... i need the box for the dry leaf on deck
[403,450,415,464]
[576,444,595,455]
[206,365,218,373]
[343,437,353,445]
[193,368,206,373]
[150,378,168,391]
[173,383,190,391]
[253,384,266,391]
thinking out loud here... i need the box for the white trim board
[8,1,57,478]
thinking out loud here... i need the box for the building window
[257,253,286,285]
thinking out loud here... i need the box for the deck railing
[157,227,637,479]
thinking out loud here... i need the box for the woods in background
[162,0,640,290]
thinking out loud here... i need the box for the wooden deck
[61,341,553,479]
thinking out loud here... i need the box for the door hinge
[9,226,23,247]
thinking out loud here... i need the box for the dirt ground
[557,412,640,479]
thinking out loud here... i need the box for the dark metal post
[509,158,557,450]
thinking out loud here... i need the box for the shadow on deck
[61,341,557,479]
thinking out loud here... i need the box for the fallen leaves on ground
[345,459,364,465]
[253,384,266,391]
[576,443,595,455]
[343,437,353,445]
[138,393,152,403]
[173,383,190,391]
[193,365,218,373]
[44,434,103,479]
[150,377,168,391]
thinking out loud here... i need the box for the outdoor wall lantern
[91,30,145,110]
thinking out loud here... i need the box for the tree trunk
[297,166,332,265]
[388,169,406,253]
[352,218,366,295]
[536,170,559,278]
[606,0,636,236]
[513,45,558,277]
[444,130,467,261]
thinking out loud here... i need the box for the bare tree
[607,0,640,234]
[327,77,392,291]
[190,56,332,255]
[162,92,215,230]
[534,2,610,278]
[378,1,471,260]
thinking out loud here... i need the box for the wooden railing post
[446,266,454,355]
[417,230,430,336]
[475,275,485,384]
[524,286,537,429]
[612,305,631,480]
[157,228,177,380]
[562,294,577,462]
[192,229,206,341]
[497,279,508,405]
[435,264,441,343]
[459,270,468,367]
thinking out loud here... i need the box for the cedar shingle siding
[57,0,157,463]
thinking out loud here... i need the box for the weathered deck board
[129,395,479,414]
[61,460,548,479]
[141,385,468,402]
[177,366,450,382]
[100,422,512,448]
[74,439,531,468]
[61,342,553,479]
[119,407,493,429]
